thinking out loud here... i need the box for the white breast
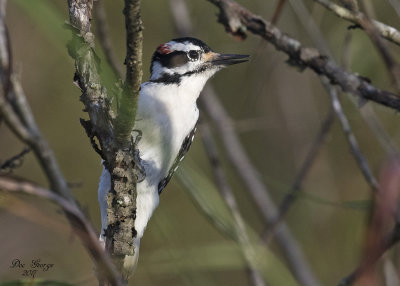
[131,79,202,239]
[98,73,210,250]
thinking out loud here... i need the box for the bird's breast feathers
[135,82,199,191]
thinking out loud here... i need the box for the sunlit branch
[314,0,400,47]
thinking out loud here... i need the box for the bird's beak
[206,52,249,67]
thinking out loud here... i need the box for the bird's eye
[188,50,200,61]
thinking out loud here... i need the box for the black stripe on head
[150,73,182,84]
[150,65,211,85]
[153,51,189,69]
[171,37,212,53]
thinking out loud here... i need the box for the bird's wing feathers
[158,125,197,194]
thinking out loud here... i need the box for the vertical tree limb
[67,0,144,282]
[114,0,143,143]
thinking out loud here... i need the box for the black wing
[158,125,197,194]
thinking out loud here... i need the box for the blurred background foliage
[1,0,400,285]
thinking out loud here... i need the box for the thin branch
[322,79,379,192]
[114,0,143,142]
[264,108,334,240]
[0,147,30,172]
[291,0,399,159]
[200,123,266,286]
[201,86,322,286]
[314,0,400,47]
[271,0,287,25]
[289,0,379,190]
[94,0,124,79]
[288,0,331,56]
[206,0,400,112]
[0,89,31,142]
[11,76,75,200]
[0,5,72,201]
[356,7,400,93]
[0,176,123,286]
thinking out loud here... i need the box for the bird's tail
[121,237,141,278]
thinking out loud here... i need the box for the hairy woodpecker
[98,37,248,273]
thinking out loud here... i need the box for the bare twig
[201,86,321,286]
[0,147,30,172]
[314,0,400,46]
[291,0,399,159]
[94,0,124,79]
[323,80,379,192]
[341,29,398,157]
[0,3,72,202]
[265,108,334,240]
[11,76,75,200]
[200,123,266,286]
[288,0,331,56]
[206,0,400,112]
[0,176,123,286]
[271,0,287,25]
[356,7,400,93]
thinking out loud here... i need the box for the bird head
[150,37,249,84]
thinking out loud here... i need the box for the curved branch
[0,176,123,286]
[206,0,400,111]
[0,3,72,201]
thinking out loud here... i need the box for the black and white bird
[98,37,248,273]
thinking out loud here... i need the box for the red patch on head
[157,43,172,54]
